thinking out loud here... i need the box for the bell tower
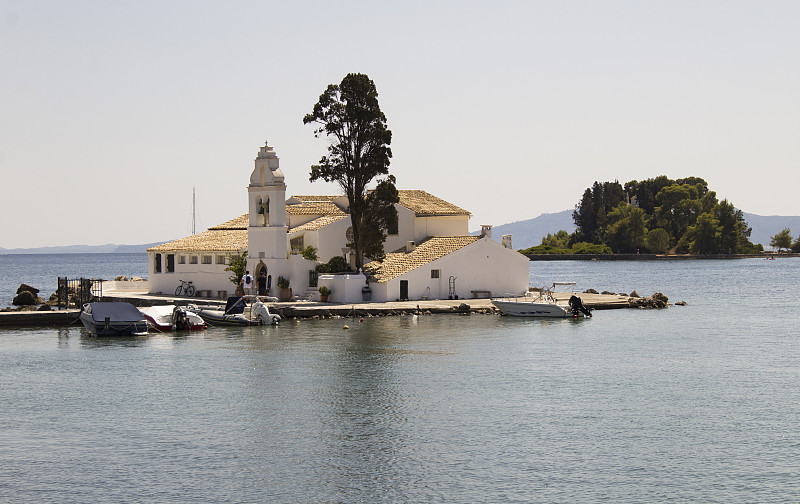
[247,141,288,259]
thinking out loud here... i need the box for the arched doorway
[255,261,268,296]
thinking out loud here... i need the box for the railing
[57,277,103,309]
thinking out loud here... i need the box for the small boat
[140,305,207,331]
[191,296,281,327]
[80,302,150,336]
[492,282,592,318]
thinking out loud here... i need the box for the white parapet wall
[317,273,369,304]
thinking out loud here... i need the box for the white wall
[317,273,369,303]
[314,216,352,263]
[412,215,469,243]
[371,237,529,302]
[148,251,237,296]
[383,206,416,253]
[147,251,318,298]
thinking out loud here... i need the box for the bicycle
[175,279,196,297]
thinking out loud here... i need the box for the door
[400,280,408,301]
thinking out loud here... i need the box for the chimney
[480,225,493,240]
[405,241,416,253]
[502,234,512,249]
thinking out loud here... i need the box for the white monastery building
[147,141,530,303]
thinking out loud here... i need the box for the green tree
[770,228,792,252]
[224,250,248,286]
[304,73,399,268]
[605,203,648,253]
[715,199,752,253]
[791,234,800,253]
[572,181,625,243]
[541,230,570,249]
[686,212,721,254]
[647,228,671,254]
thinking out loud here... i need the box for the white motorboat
[140,305,207,331]
[492,283,592,318]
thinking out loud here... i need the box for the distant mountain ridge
[473,210,800,250]
[0,242,165,254]
[4,211,797,254]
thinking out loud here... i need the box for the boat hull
[196,309,253,327]
[491,299,573,318]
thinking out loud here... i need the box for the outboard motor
[172,306,188,330]
[252,301,281,325]
[569,295,592,318]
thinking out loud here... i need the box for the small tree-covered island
[521,176,764,256]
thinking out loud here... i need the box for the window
[154,254,162,273]
[190,255,198,264]
[290,235,305,252]
[388,219,399,235]
[345,226,354,243]
[202,255,212,264]
[179,255,186,264]
[431,269,440,279]
[166,254,175,273]
[216,255,226,265]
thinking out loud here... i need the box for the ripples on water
[1,258,799,503]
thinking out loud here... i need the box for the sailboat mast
[192,187,196,235]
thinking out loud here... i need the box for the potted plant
[277,276,291,302]
[318,285,331,302]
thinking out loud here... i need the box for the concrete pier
[0,287,647,327]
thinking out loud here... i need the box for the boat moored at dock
[191,296,281,327]
[140,305,207,331]
[492,283,592,318]
[80,302,149,336]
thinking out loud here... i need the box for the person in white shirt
[242,270,254,295]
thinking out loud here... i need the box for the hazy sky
[2,1,798,248]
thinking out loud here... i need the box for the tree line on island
[520,176,770,255]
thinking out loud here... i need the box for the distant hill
[471,210,575,250]
[474,210,800,250]
[0,242,166,254]
[741,213,800,248]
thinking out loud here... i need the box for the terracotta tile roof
[291,195,339,202]
[289,215,348,233]
[364,236,480,283]
[286,200,347,216]
[397,190,470,216]
[147,229,248,252]
[209,214,248,230]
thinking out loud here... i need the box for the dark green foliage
[301,246,318,261]
[304,73,399,269]
[569,242,613,254]
[540,230,571,249]
[791,235,800,253]
[571,176,757,254]
[770,228,792,252]
[647,228,671,254]
[572,181,625,242]
[316,255,352,274]
[519,242,612,255]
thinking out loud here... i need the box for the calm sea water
[0,253,148,308]
[1,256,798,503]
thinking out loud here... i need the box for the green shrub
[316,255,351,273]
